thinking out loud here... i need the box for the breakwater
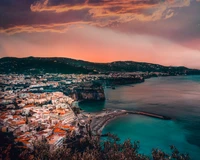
[90,109,171,134]
[127,111,171,120]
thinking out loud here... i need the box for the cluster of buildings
[0,71,169,149]
[0,84,77,148]
[1,73,111,148]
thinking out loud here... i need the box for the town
[0,72,174,149]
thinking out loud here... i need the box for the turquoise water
[79,75,200,159]
[78,101,105,112]
[102,115,200,159]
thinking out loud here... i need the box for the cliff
[70,82,105,101]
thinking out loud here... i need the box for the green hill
[0,57,200,75]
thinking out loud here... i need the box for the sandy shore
[89,109,171,134]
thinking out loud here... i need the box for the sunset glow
[0,0,200,68]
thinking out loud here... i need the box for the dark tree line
[0,131,191,160]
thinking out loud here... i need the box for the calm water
[79,75,200,159]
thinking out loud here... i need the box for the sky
[0,0,200,68]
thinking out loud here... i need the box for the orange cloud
[0,22,90,35]
[31,0,190,22]
[0,0,193,34]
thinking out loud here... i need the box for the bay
[79,75,200,159]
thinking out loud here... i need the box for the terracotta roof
[15,110,21,115]
[43,111,50,114]
[54,128,66,134]
[13,115,20,119]
[56,109,65,114]
[0,115,7,119]
[7,119,13,123]
[15,137,30,143]
[24,104,34,108]
[16,120,26,125]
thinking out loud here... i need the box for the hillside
[0,57,200,75]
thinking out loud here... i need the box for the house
[20,124,29,132]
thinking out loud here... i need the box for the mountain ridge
[0,57,199,75]
[0,56,191,68]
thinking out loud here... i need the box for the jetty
[127,111,171,120]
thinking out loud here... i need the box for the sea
[78,75,200,159]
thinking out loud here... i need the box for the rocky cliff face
[71,82,105,101]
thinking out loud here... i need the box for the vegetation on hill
[1,57,200,75]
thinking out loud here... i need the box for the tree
[0,131,191,160]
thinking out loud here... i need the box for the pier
[127,111,171,120]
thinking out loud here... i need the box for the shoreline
[89,109,171,134]
[91,110,127,134]
[74,75,186,135]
